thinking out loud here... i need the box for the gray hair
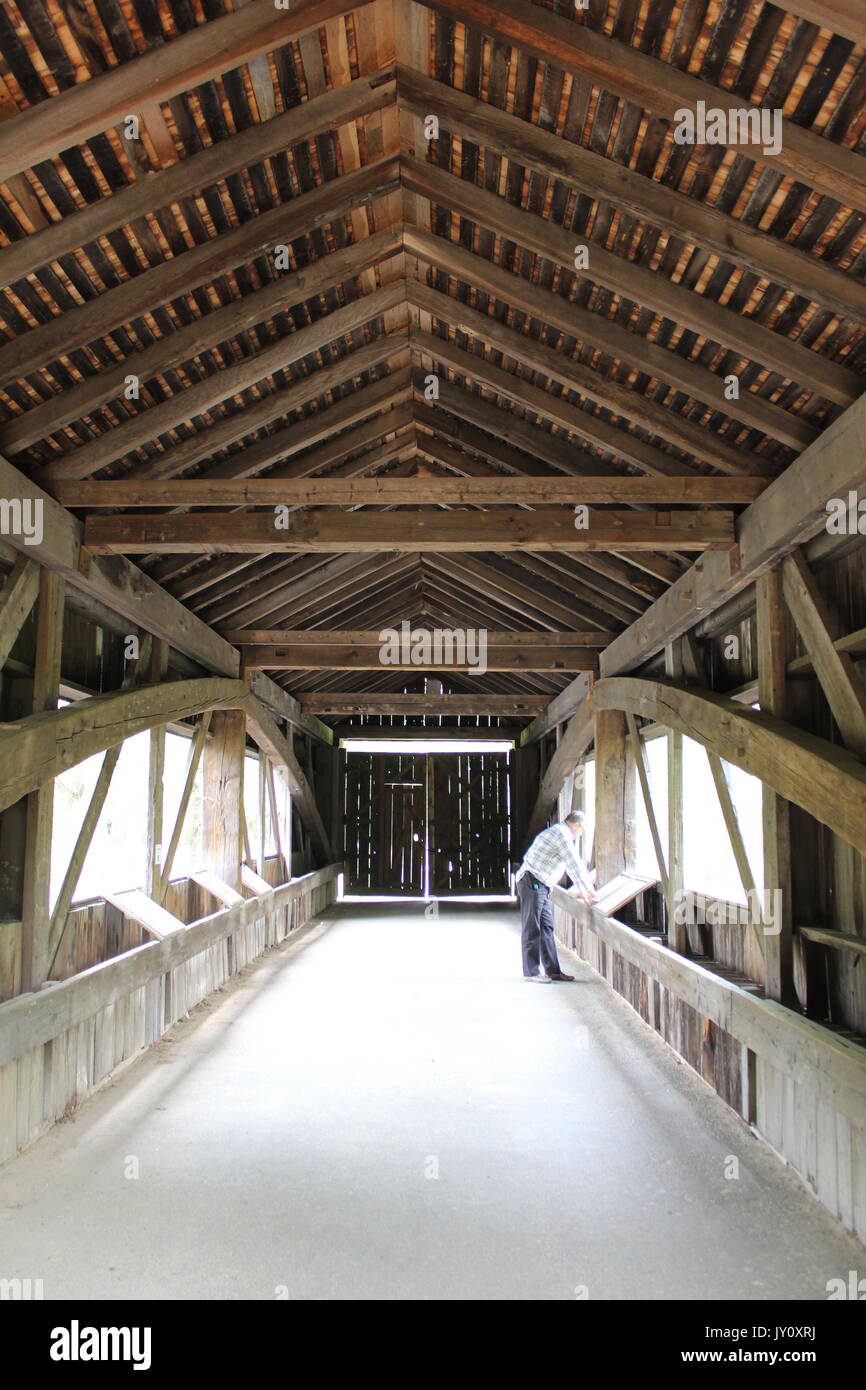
[564,810,585,826]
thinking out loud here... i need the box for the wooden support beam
[0,557,39,672]
[333,725,521,741]
[41,281,407,483]
[226,628,609,645]
[243,695,332,864]
[0,454,239,676]
[0,0,376,186]
[83,508,735,554]
[410,284,773,477]
[601,390,866,677]
[403,158,861,407]
[59,476,767,509]
[7,226,402,453]
[241,644,598,672]
[146,640,169,900]
[781,549,866,762]
[413,0,866,217]
[20,568,64,993]
[594,707,635,886]
[664,643,686,955]
[756,570,795,1007]
[0,68,396,294]
[203,710,246,896]
[399,67,866,337]
[519,673,591,745]
[524,689,594,844]
[626,713,668,896]
[158,712,213,902]
[299,694,547,716]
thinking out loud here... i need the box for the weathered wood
[20,569,64,993]
[187,869,245,908]
[300,694,547,716]
[0,69,396,296]
[552,888,866,1129]
[0,0,377,186]
[0,865,339,1070]
[594,708,635,885]
[399,68,866,339]
[594,675,866,859]
[333,725,521,742]
[799,927,866,957]
[0,558,39,673]
[757,570,795,1007]
[60,477,766,508]
[524,691,594,844]
[203,711,246,895]
[626,713,668,895]
[83,509,735,554]
[0,677,247,815]
[158,713,212,902]
[146,640,169,900]
[102,889,186,941]
[601,391,866,677]
[519,674,592,745]
[0,455,239,677]
[403,159,861,406]
[782,550,866,762]
[242,644,598,671]
[244,696,333,864]
[410,284,771,477]
[228,628,609,645]
[414,0,866,217]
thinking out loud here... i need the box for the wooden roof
[0,0,864,706]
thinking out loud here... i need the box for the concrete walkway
[0,903,862,1300]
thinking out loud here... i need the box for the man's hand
[583,888,598,905]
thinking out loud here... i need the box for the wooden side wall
[554,892,866,1244]
[0,865,339,1166]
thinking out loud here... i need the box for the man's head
[563,810,586,841]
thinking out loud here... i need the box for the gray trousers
[518,874,562,976]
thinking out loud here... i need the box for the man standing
[515,811,597,982]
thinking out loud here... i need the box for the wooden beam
[519,673,591,744]
[0,556,39,672]
[594,707,635,885]
[158,712,213,902]
[0,69,396,294]
[405,227,814,452]
[0,677,247,816]
[0,454,239,676]
[0,0,376,186]
[299,693,547,715]
[145,639,169,900]
[41,281,407,484]
[241,644,599,672]
[243,694,332,863]
[403,159,861,407]
[203,710,246,895]
[781,549,866,761]
[20,567,64,992]
[333,724,520,741]
[600,390,866,677]
[756,571,795,1007]
[413,0,866,217]
[399,67,866,336]
[626,712,668,896]
[524,689,594,843]
[226,628,609,645]
[83,508,735,554]
[59,476,767,509]
[757,1,866,47]
[7,227,402,454]
[410,286,772,477]
[594,674,866,860]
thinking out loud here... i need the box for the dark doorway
[342,748,511,895]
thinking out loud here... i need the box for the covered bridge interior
[0,0,865,1300]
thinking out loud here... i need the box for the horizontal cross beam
[82,510,735,555]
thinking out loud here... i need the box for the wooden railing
[0,864,341,1162]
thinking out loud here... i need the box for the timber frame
[0,0,866,1245]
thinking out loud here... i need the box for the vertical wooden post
[145,638,168,898]
[20,568,64,991]
[665,641,687,955]
[257,753,267,874]
[757,569,795,1006]
[202,709,245,894]
[594,707,635,885]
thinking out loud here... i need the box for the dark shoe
[547,970,575,981]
